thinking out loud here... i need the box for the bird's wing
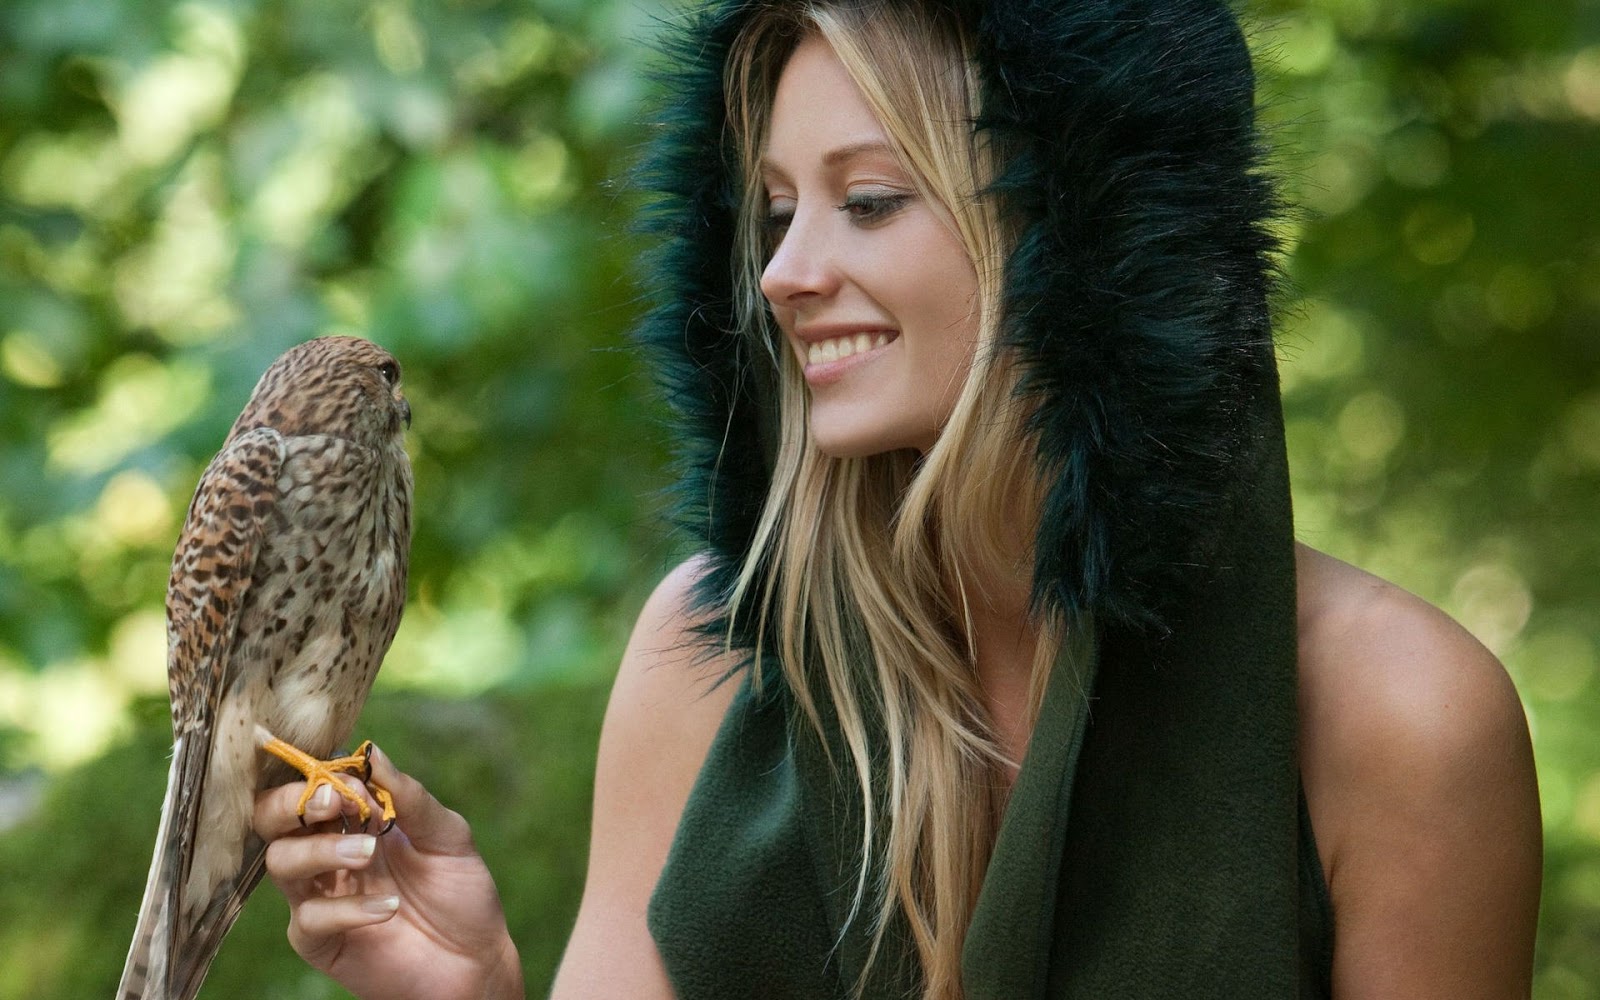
[119,426,284,1000]
[166,426,284,735]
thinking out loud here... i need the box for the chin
[811,438,903,460]
[807,412,935,459]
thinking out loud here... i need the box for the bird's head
[230,336,412,451]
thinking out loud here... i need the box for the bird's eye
[377,361,400,385]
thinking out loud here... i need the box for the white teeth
[806,333,894,365]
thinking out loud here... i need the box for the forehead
[761,35,895,173]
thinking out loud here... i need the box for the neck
[957,554,1041,770]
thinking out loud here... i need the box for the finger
[366,745,475,852]
[254,782,345,840]
[266,832,379,884]
[288,894,401,965]
[254,771,386,839]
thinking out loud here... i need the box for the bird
[116,336,414,1000]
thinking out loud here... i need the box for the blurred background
[0,0,1594,995]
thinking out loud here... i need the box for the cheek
[908,252,981,373]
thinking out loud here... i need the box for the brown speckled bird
[117,336,414,1000]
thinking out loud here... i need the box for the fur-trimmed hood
[637,5,1324,995]
[634,0,1284,642]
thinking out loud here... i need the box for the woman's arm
[1297,545,1542,1000]
[549,557,739,999]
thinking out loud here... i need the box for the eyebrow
[822,140,896,167]
[759,140,898,177]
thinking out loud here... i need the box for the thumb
[368,744,477,854]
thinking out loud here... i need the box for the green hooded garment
[631,0,1335,996]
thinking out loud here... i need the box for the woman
[253,0,1542,997]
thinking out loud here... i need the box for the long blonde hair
[723,4,1062,997]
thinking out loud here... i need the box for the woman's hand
[252,746,524,1000]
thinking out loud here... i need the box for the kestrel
[116,336,414,1000]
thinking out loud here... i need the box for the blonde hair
[724,4,1062,998]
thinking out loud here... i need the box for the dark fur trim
[632,1,776,661]
[632,0,1282,646]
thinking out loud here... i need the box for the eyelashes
[837,190,911,222]
[761,190,913,241]
[761,210,790,237]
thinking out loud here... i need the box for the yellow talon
[261,737,396,831]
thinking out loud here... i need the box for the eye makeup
[837,190,912,223]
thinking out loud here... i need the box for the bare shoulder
[584,553,740,884]
[1295,544,1531,775]
[1294,543,1541,998]
[602,554,742,758]
[589,552,739,868]
[550,556,739,999]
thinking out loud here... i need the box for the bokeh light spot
[95,471,174,549]
[108,609,168,694]
[1486,263,1556,331]
[1451,563,1533,655]
[113,153,237,341]
[3,131,124,214]
[1515,627,1597,704]
[1403,202,1475,266]
[1564,46,1600,120]
[374,2,427,76]
[1336,390,1405,466]
[1574,773,1600,843]
[113,4,244,167]
[508,133,574,211]
[1301,141,1379,217]
[47,355,211,474]
[1279,299,1366,394]
[1275,13,1340,77]
[28,662,131,769]
[1,331,65,389]
[1561,393,1600,469]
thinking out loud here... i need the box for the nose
[758,207,840,307]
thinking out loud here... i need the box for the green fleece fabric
[647,386,1334,998]
[633,0,1335,993]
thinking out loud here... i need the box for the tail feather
[118,732,273,1000]
[117,742,183,1000]
[167,845,268,1000]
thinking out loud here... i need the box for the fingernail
[362,895,400,915]
[310,785,333,811]
[337,835,376,861]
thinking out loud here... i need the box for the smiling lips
[802,331,896,366]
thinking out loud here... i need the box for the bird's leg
[350,739,397,833]
[259,737,397,833]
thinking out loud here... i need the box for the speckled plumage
[117,336,413,1000]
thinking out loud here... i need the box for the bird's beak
[399,397,412,429]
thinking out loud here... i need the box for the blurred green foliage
[0,683,607,998]
[0,0,1595,996]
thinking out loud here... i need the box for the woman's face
[758,34,980,458]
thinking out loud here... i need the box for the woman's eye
[838,191,911,223]
[760,208,792,255]
[762,208,794,234]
